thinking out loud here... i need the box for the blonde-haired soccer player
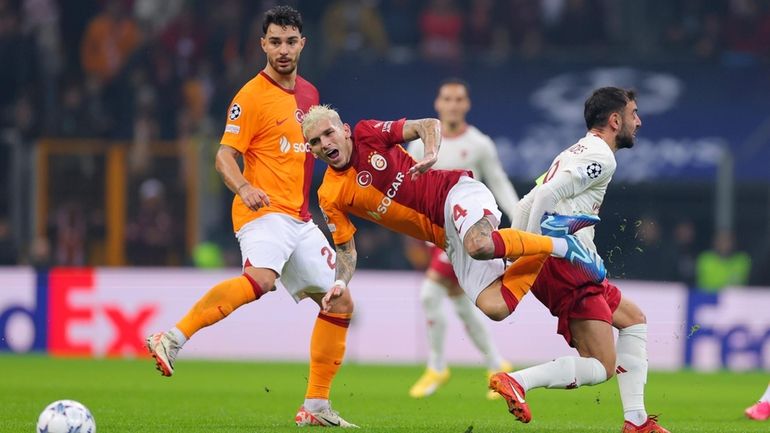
[145,6,356,428]
[406,78,516,399]
[302,104,604,343]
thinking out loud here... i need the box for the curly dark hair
[262,5,303,35]
[584,87,636,129]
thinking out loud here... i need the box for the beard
[616,127,636,149]
[269,55,298,75]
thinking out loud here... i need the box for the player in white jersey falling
[407,78,517,399]
[488,87,670,433]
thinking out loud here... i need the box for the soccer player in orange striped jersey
[302,105,604,324]
[145,6,357,428]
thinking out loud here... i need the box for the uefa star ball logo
[229,103,241,121]
[369,153,387,171]
[586,162,602,179]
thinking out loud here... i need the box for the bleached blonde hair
[302,104,343,138]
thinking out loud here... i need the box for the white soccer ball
[36,400,96,433]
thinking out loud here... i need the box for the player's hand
[239,184,270,211]
[321,281,346,313]
[408,152,438,180]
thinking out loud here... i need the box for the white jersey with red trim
[516,132,616,251]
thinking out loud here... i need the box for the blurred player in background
[406,78,517,399]
[145,6,358,428]
[302,105,604,335]
[745,382,770,420]
[489,87,670,433]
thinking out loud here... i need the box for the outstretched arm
[322,237,358,312]
[402,118,441,179]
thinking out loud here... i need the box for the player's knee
[243,268,277,296]
[329,291,355,315]
[476,302,508,322]
[463,234,494,260]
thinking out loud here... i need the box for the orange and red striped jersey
[220,72,319,232]
[318,119,471,249]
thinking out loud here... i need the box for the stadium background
[1,0,770,416]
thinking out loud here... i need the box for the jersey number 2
[321,246,336,270]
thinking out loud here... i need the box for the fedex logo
[0,268,157,357]
[685,290,770,370]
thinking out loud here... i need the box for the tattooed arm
[334,237,358,285]
[403,118,441,179]
[321,237,358,312]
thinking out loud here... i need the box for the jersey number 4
[453,204,468,221]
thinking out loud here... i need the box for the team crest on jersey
[229,103,241,120]
[586,162,602,179]
[356,171,373,187]
[295,108,305,124]
[568,143,587,154]
[369,152,387,171]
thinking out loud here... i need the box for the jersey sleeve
[318,187,357,245]
[354,118,407,148]
[220,87,260,153]
[477,134,519,220]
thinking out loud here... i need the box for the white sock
[169,327,188,346]
[511,356,607,392]
[616,324,649,425]
[303,398,329,412]
[760,382,770,402]
[451,294,503,370]
[551,237,568,257]
[420,278,448,371]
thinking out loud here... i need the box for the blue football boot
[563,235,607,283]
[540,212,600,237]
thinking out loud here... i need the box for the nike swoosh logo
[510,383,525,403]
[317,415,340,426]
[276,118,288,126]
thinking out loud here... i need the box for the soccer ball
[36,400,96,433]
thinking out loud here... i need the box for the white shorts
[236,213,336,302]
[443,176,506,302]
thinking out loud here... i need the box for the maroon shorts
[428,246,459,283]
[531,257,621,346]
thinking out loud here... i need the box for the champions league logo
[586,162,602,179]
[531,67,682,125]
[229,103,241,121]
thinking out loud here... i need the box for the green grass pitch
[2,354,767,432]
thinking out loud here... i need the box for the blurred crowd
[1,0,769,289]
[2,0,769,140]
